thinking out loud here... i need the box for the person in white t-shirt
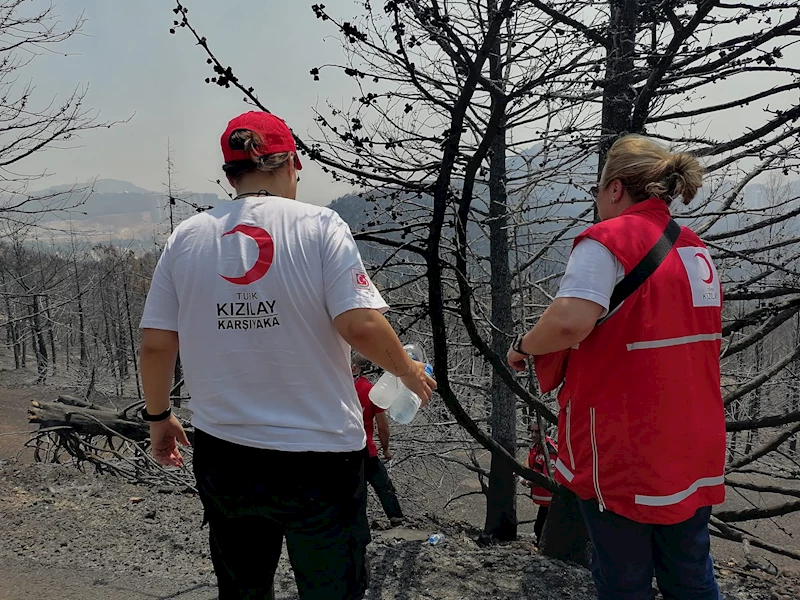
[138,111,435,600]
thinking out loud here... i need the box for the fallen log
[28,396,195,444]
[27,396,196,491]
[29,397,149,442]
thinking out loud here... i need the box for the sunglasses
[589,185,599,200]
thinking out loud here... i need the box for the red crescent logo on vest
[219,224,274,285]
[694,252,714,284]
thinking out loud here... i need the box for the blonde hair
[599,135,704,206]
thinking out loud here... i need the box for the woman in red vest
[507,135,725,600]
[520,420,558,546]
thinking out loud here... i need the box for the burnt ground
[2,460,799,600]
[1,368,799,599]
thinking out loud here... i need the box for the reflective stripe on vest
[626,332,722,352]
[634,475,725,507]
[555,457,574,482]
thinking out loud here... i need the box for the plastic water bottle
[368,368,402,409]
[429,533,444,546]
[368,344,425,409]
[402,343,424,363]
[388,363,433,424]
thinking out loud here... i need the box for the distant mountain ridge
[38,179,156,196]
[327,152,800,240]
[9,179,223,242]
[30,179,222,222]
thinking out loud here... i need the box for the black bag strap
[599,218,681,324]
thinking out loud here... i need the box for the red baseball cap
[220,111,302,170]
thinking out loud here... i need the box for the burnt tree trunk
[72,247,89,378]
[64,315,71,372]
[112,280,128,380]
[3,289,21,369]
[729,303,749,460]
[44,295,57,374]
[745,334,764,455]
[29,296,49,383]
[99,287,120,394]
[29,396,151,441]
[542,0,639,564]
[0,269,19,369]
[599,0,639,160]
[122,265,142,399]
[30,395,199,442]
[791,314,799,455]
[483,14,517,541]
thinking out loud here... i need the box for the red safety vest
[545,199,726,525]
[528,437,558,506]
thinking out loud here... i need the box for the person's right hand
[400,360,437,407]
[149,414,190,467]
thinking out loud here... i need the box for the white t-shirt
[556,239,625,317]
[140,196,388,452]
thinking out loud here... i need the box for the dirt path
[0,369,38,462]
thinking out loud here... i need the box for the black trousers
[193,429,370,600]
[534,505,549,544]
[364,455,403,521]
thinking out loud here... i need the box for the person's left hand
[507,346,528,372]
[149,414,190,467]
[383,448,393,461]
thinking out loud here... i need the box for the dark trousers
[534,505,549,544]
[193,429,370,600]
[579,499,720,600]
[364,455,403,521]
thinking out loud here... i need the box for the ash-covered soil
[1,460,798,600]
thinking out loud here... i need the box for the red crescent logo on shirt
[219,225,275,285]
[695,252,714,284]
[352,269,371,289]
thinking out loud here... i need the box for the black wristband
[512,333,530,356]
[141,406,172,422]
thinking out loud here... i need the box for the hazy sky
[19,1,797,206]
[24,0,357,205]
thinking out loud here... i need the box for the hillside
[7,180,223,243]
[327,152,800,239]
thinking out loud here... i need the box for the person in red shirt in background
[352,353,405,527]
[521,420,558,546]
